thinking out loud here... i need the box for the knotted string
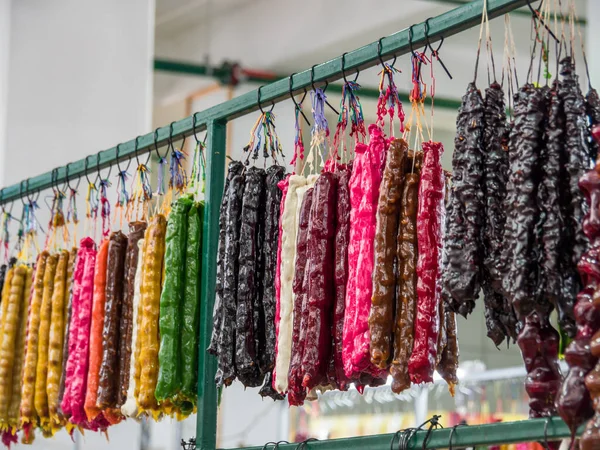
[99,178,111,239]
[156,157,167,196]
[114,170,130,228]
[243,112,284,166]
[377,63,406,137]
[189,141,206,199]
[85,182,99,240]
[290,104,306,169]
[0,211,12,263]
[169,148,188,194]
[66,187,79,246]
[45,189,67,250]
[128,163,152,221]
[20,200,41,261]
[306,88,329,173]
[332,81,365,163]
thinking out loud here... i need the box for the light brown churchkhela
[369,138,407,369]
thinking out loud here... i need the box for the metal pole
[0,0,528,204]
[197,119,227,450]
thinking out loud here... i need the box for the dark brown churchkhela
[390,155,420,394]
[369,138,407,369]
[586,88,600,162]
[302,173,337,391]
[559,138,600,442]
[258,165,285,399]
[481,82,513,346]
[559,57,590,269]
[236,167,266,387]
[208,161,245,356]
[288,188,314,406]
[444,82,485,317]
[97,230,128,409]
[539,83,575,336]
[216,169,245,387]
[116,221,146,407]
[333,163,352,391]
[502,84,546,321]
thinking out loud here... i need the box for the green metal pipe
[197,119,227,450]
[227,417,577,450]
[0,0,527,204]
[423,0,586,25]
[153,59,464,110]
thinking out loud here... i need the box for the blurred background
[0,0,596,448]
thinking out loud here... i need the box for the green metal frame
[1,0,580,449]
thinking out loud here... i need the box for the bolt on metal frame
[1,0,581,449]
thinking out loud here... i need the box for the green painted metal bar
[197,119,227,450]
[423,0,587,25]
[0,0,526,205]
[228,417,578,450]
[153,59,464,111]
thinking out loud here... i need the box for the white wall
[0,0,155,448]
[1,0,155,187]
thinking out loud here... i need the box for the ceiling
[152,0,590,109]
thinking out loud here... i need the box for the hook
[50,168,60,196]
[260,442,277,450]
[538,417,551,450]
[289,73,311,127]
[154,127,168,160]
[341,52,359,84]
[421,415,442,449]
[134,135,151,167]
[192,113,202,144]
[258,86,274,115]
[20,179,28,207]
[65,162,81,193]
[526,0,559,42]
[294,438,317,450]
[448,422,468,450]
[389,430,403,450]
[273,440,289,450]
[424,18,452,80]
[116,143,132,176]
[377,37,397,68]
[85,156,96,187]
[310,64,319,91]
[408,24,416,56]
[96,152,112,182]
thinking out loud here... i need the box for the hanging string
[45,189,67,250]
[99,178,111,239]
[114,170,130,228]
[0,211,12,263]
[66,187,79,246]
[169,148,188,194]
[376,63,406,137]
[156,156,168,197]
[85,181,99,240]
[404,48,429,174]
[473,0,491,83]
[332,81,366,164]
[129,163,153,221]
[243,112,284,166]
[305,88,330,174]
[19,200,41,261]
[189,140,206,199]
[291,104,306,169]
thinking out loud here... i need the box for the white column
[0,0,11,187]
